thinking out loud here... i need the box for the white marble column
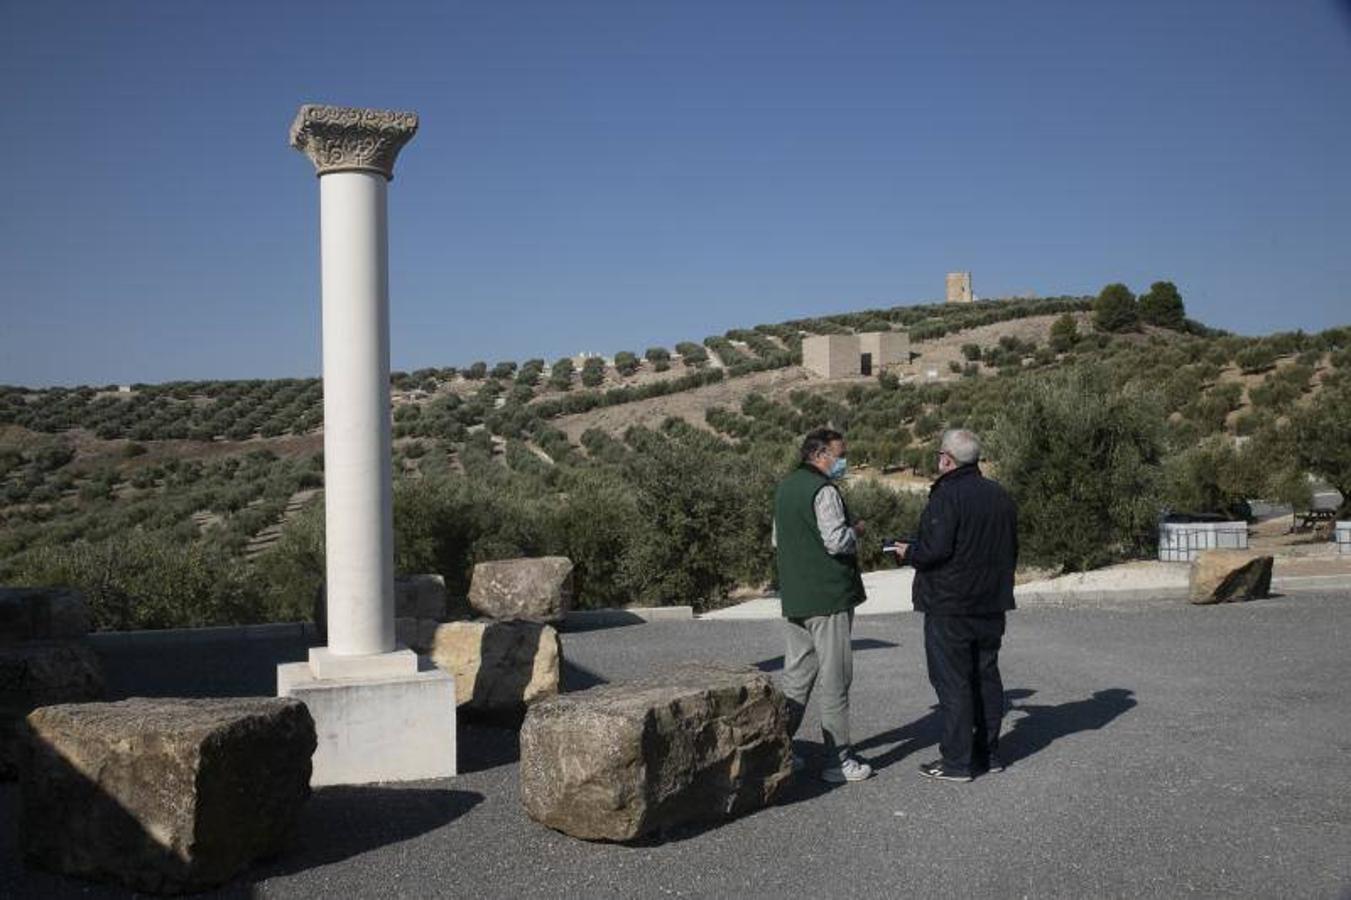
[280,105,455,785]
[289,104,415,659]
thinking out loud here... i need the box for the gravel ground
[3,591,1349,898]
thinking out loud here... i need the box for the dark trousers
[923,612,1006,775]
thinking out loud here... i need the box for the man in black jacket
[893,428,1018,782]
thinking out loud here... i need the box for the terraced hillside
[3,289,1347,626]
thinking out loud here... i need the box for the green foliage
[1049,313,1079,352]
[1294,381,1351,513]
[549,357,575,391]
[580,357,606,388]
[1093,283,1139,333]
[8,530,273,630]
[613,351,639,377]
[675,341,709,366]
[1235,343,1278,374]
[988,366,1164,571]
[1139,281,1186,329]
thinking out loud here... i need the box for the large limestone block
[1189,550,1274,604]
[0,587,92,642]
[21,697,315,894]
[431,620,560,718]
[469,557,574,623]
[520,663,792,842]
[0,640,105,779]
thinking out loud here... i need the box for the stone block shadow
[247,785,483,883]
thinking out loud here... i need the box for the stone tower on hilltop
[946,272,973,304]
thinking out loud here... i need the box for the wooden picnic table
[1290,508,1337,533]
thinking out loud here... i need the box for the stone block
[0,587,92,642]
[469,557,573,623]
[1189,550,1274,604]
[431,620,560,719]
[519,662,791,842]
[0,640,105,779]
[395,573,448,620]
[276,663,455,786]
[20,697,315,894]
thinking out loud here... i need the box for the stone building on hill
[802,331,909,379]
[946,272,973,303]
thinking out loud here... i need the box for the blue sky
[2,1,1349,386]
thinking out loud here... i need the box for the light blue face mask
[828,457,848,480]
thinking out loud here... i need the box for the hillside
[2,291,1348,625]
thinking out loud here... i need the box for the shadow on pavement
[854,706,942,771]
[1000,687,1137,765]
[753,638,899,673]
[853,686,1138,772]
[562,659,609,691]
[249,786,483,882]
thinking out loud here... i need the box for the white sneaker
[821,757,873,783]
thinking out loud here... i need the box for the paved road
[3,592,1350,898]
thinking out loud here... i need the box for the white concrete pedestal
[277,650,456,786]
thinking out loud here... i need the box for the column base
[277,648,456,786]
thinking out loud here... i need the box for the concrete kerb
[87,621,319,650]
[83,610,698,649]
[699,568,1351,621]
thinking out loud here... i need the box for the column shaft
[319,172,394,656]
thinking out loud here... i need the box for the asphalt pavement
[2,590,1349,898]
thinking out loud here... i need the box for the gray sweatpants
[781,609,855,765]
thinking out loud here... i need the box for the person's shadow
[853,686,1137,771]
[999,687,1136,764]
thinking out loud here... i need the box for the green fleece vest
[774,465,866,618]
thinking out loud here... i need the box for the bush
[1139,281,1185,329]
[7,530,271,630]
[1235,344,1278,374]
[1049,313,1078,352]
[988,366,1164,571]
[1093,283,1138,333]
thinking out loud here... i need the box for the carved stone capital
[289,104,418,180]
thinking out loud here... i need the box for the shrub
[1049,313,1078,352]
[7,530,270,630]
[1139,281,1186,330]
[988,366,1164,571]
[1093,283,1138,333]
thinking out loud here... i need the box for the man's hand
[852,519,866,536]
[891,542,910,561]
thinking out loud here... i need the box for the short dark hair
[799,427,844,464]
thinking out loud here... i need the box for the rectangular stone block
[520,663,790,842]
[277,663,456,785]
[307,646,418,680]
[21,697,314,894]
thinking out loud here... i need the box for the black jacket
[909,464,1018,615]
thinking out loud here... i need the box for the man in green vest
[773,427,873,783]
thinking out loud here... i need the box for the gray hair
[940,428,981,465]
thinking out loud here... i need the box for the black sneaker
[984,753,1006,774]
[919,760,973,783]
